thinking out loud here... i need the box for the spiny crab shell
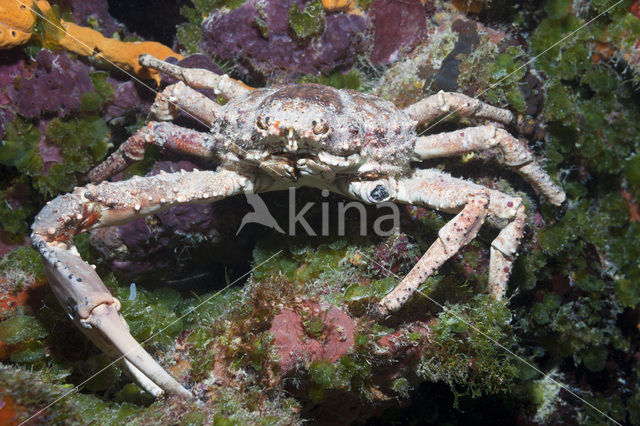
[215,84,416,177]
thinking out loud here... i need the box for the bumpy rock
[369,0,430,65]
[7,50,93,118]
[67,0,123,37]
[200,0,366,82]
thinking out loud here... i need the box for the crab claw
[39,241,193,399]
[82,303,193,399]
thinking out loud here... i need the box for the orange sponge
[0,0,183,83]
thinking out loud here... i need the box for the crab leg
[32,169,254,398]
[404,91,515,126]
[151,81,221,125]
[139,54,251,100]
[413,125,566,206]
[346,169,525,317]
[88,122,218,183]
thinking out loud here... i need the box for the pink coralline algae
[7,50,93,118]
[270,302,355,374]
[200,0,366,82]
[369,0,430,65]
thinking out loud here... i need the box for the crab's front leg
[404,91,515,126]
[150,81,221,125]
[139,54,251,100]
[32,169,256,398]
[345,169,526,317]
[88,122,219,183]
[413,125,566,206]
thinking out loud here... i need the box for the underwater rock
[200,0,366,83]
[425,17,480,92]
[103,80,144,124]
[0,1,638,424]
[0,108,13,141]
[7,50,93,119]
[369,0,430,65]
[66,0,123,37]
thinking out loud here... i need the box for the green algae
[390,377,410,398]
[176,6,204,55]
[288,0,325,40]
[0,315,48,345]
[112,280,187,346]
[418,295,518,399]
[0,110,111,228]
[307,355,371,402]
[80,91,104,112]
[457,38,528,114]
[300,70,361,90]
[356,0,374,10]
[33,116,110,196]
[486,47,527,113]
[302,312,326,338]
[0,365,137,424]
[0,118,40,171]
[31,2,66,50]
[0,199,30,237]
[544,0,571,20]
[0,246,46,285]
[89,71,115,103]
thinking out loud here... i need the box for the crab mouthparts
[285,128,298,152]
[270,148,317,160]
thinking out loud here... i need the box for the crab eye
[257,116,270,130]
[369,184,390,202]
[348,124,359,135]
[313,120,329,135]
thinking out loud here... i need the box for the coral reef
[0,3,155,254]
[1,0,639,424]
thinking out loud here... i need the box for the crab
[30,55,565,400]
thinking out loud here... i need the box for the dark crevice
[107,0,190,46]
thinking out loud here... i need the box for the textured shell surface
[212,83,416,173]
